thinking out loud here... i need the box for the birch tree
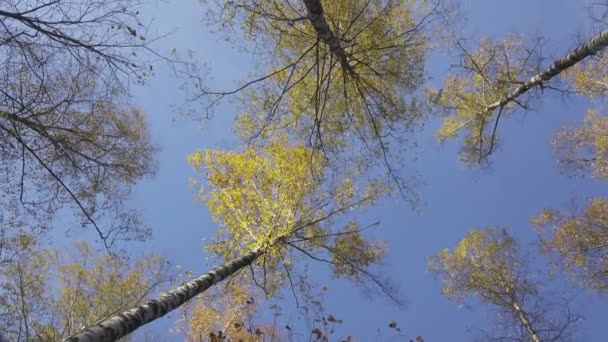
[431,28,608,166]
[67,138,394,341]
[551,53,608,180]
[172,273,262,342]
[0,0,177,248]
[566,50,608,97]
[533,198,608,295]
[429,228,579,342]
[187,0,455,204]
[0,234,171,342]
[551,109,608,179]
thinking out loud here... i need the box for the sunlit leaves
[431,36,540,165]
[334,177,355,208]
[429,228,578,341]
[532,198,608,294]
[244,0,426,149]
[189,137,327,261]
[190,137,328,296]
[552,109,608,179]
[429,228,525,303]
[243,0,425,152]
[196,0,442,202]
[565,52,608,97]
[556,51,608,180]
[0,236,170,341]
[188,135,391,299]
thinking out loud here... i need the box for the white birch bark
[512,302,542,342]
[65,248,263,342]
[485,28,608,113]
[302,0,351,71]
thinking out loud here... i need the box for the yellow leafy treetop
[189,136,389,296]
[428,228,528,304]
[431,36,537,165]
[221,0,427,150]
[189,137,327,259]
[532,198,608,294]
[198,0,443,202]
[552,109,608,179]
[564,51,608,97]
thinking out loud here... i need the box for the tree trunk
[512,302,541,342]
[486,28,608,112]
[302,0,351,71]
[65,248,263,342]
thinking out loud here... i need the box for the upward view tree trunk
[66,248,263,342]
[302,0,351,71]
[485,28,608,113]
[512,301,541,342]
[440,27,608,165]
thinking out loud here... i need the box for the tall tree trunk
[66,248,263,342]
[512,302,541,342]
[485,28,608,112]
[302,0,351,71]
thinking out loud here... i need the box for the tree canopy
[0,235,171,341]
[2,1,608,341]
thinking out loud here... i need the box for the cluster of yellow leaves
[189,1,419,315]
[428,228,526,303]
[552,109,608,179]
[330,222,386,281]
[431,36,537,165]
[0,235,170,341]
[566,53,608,97]
[532,198,608,294]
[189,137,327,260]
[189,135,389,301]
[555,50,608,179]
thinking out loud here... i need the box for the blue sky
[63,0,607,340]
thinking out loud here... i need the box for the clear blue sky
[73,0,607,340]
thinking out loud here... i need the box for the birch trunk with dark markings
[443,27,608,164]
[302,0,351,71]
[485,28,608,113]
[512,301,542,342]
[66,248,263,342]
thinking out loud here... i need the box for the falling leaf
[127,26,137,37]
[312,328,323,339]
[327,315,343,323]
